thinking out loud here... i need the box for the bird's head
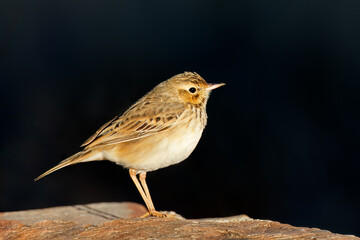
[170,72,225,107]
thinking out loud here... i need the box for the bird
[35,72,225,217]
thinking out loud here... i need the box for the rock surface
[0,202,147,225]
[0,202,358,239]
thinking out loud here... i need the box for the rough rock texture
[0,202,358,239]
[0,202,147,225]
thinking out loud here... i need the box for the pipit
[35,72,225,217]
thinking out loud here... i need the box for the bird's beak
[206,83,225,91]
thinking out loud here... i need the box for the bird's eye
[189,87,196,93]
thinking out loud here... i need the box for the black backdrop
[1,0,359,236]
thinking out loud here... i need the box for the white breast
[103,108,207,172]
[133,118,204,171]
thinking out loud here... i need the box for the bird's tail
[34,150,101,181]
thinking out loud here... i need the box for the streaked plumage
[35,72,224,217]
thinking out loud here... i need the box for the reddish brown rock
[0,202,147,225]
[0,202,358,239]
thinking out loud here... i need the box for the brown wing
[81,115,120,147]
[81,100,185,149]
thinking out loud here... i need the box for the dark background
[1,0,359,236]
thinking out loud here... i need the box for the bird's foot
[140,210,184,219]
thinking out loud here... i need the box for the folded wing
[81,101,185,149]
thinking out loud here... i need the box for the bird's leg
[139,172,156,210]
[129,169,153,213]
[139,172,155,210]
[129,168,168,217]
[138,171,172,218]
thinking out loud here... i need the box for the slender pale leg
[139,172,156,210]
[129,169,153,212]
[129,168,167,217]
